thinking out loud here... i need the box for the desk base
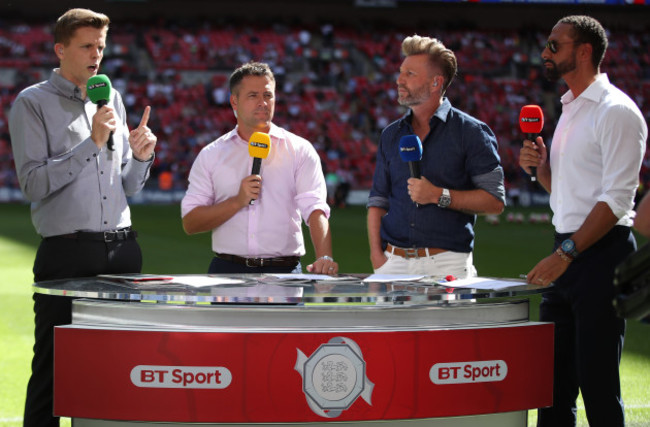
[73,411,527,426]
[56,299,551,425]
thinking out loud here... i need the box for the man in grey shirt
[9,9,156,426]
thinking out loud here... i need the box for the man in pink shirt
[181,62,338,275]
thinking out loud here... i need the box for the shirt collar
[228,122,282,143]
[561,73,609,105]
[399,97,452,129]
[49,68,85,102]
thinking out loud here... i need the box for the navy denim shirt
[368,98,504,253]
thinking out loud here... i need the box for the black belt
[215,253,299,268]
[46,227,137,242]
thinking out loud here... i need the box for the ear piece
[58,49,63,54]
[433,81,438,87]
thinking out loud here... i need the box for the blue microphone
[399,135,423,178]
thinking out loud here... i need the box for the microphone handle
[408,161,421,179]
[408,161,421,208]
[249,157,263,205]
[96,100,114,151]
[251,157,262,175]
[527,133,537,182]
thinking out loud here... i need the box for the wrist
[437,188,451,208]
[559,238,579,258]
[555,247,574,263]
[134,152,155,162]
[318,255,334,262]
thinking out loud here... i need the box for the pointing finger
[138,106,151,129]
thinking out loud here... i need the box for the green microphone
[86,74,114,150]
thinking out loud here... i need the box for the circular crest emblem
[303,343,365,410]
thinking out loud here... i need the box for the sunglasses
[545,40,580,54]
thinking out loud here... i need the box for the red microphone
[519,105,544,182]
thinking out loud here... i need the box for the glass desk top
[32,273,549,305]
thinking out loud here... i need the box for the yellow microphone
[248,132,271,205]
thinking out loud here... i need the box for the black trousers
[208,256,302,274]
[24,236,142,427]
[538,226,635,427]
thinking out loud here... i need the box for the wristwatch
[438,188,451,208]
[559,238,579,259]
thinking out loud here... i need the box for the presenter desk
[34,274,553,426]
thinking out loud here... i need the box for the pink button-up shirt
[181,123,330,258]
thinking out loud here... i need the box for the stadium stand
[0,8,648,204]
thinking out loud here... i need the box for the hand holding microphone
[87,74,115,150]
[399,135,423,207]
[519,105,545,181]
[248,132,271,205]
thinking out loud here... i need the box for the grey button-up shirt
[9,69,152,237]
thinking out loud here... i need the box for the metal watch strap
[438,188,451,208]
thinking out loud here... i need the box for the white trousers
[374,249,477,279]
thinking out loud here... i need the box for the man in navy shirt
[367,35,505,278]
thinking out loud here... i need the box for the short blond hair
[402,35,457,93]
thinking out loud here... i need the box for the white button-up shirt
[550,73,647,233]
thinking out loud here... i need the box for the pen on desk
[519,274,528,280]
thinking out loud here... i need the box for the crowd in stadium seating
[1,19,649,204]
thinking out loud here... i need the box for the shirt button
[410,223,415,227]
[100,171,104,175]
[93,153,97,157]
[104,221,107,225]
[103,196,107,200]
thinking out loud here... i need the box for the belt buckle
[245,257,260,267]
[404,248,419,259]
[103,231,114,242]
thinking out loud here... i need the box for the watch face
[438,195,451,208]
[561,239,575,253]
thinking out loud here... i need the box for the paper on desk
[268,273,353,281]
[169,275,246,288]
[98,274,174,282]
[362,274,425,283]
[437,277,525,290]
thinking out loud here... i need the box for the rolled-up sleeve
[181,151,215,216]
[597,103,647,219]
[367,130,391,210]
[472,166,506,204]
[294,143,330,225]
[181,149,215,217]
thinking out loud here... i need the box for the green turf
[1,203,648,426]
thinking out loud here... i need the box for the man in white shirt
[519,15,647,427]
